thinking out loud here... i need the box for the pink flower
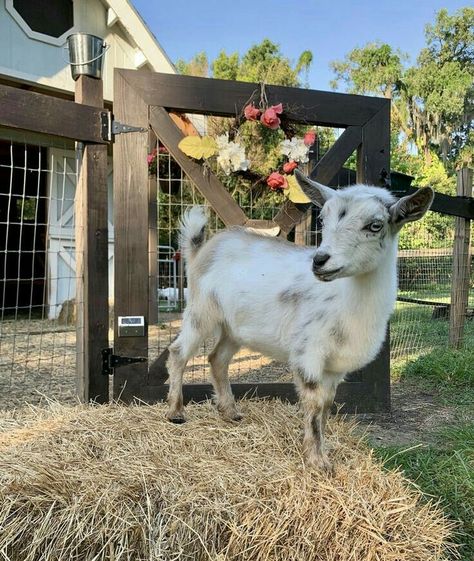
[267,171,288,190]
[244,104,261,121]
[158,145,169,153]
[303,131,316,146]
[283,161,298,174]
[260,103,283,129]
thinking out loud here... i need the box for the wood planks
[149,105,247,227]
[449,168,473,348]
[118,70,386,127]
[74,76,109,403]
[112,72,150,402]
[0,83,107,143]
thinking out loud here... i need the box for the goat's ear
[294,169,335,207]
[389,187,434,229]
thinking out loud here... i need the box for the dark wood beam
[149,105,248,227]
[118,70,386,128]
[74,76,109,404]
[139,377,389,414]
[0,83,107,143]
[112,72,150,402]
[393,187,474,220]
[356,102,391,412]
[357,104,391,186]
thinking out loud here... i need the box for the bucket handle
[62,43,110,65]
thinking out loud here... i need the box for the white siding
[0,0,175,102]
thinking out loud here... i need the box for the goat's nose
[313,253,330,269]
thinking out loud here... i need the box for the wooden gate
[112,70,391,413]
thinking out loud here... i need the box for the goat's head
[295,170,434,281]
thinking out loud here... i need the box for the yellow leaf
[200,136,218,158]
[178,136,218,159]
[285,174,311,204]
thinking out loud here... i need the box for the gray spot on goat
[279,289,303,305]
[311,414,322,442]
[191,226,205,248]
[330,323,347,345]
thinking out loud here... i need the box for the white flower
[279,137,310,163]
[215,134,250,175]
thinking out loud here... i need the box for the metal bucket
[66,33,107,80]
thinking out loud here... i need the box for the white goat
[158,287,188,303]
[166,170,434,471]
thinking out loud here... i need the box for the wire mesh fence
[392,220,474,374]
[0,134,81,409]
[0,125,472,409]
[148,142,289,385]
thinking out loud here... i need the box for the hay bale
[0,401,453,560]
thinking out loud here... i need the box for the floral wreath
[148,86,317,204]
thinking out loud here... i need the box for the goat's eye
[365,221,383,233]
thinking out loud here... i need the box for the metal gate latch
[101,112,147,142]
[102,348,147,375]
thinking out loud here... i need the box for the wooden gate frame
[112,69,391,413]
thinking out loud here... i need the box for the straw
[0,400,455,560]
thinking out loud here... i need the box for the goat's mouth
[314,267,343,282]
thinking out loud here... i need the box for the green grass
[403,346,474,387]
[390,291,474,379]
[375,345,474,560]
[375,424,474,561]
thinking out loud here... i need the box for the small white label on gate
[118,316,145,337]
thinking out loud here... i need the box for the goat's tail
[179,206,208,264]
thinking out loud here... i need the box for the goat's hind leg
[166,321,204,423]
[208,330,241,421]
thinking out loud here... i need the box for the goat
[166,170,434,472]
[158,287,189,303]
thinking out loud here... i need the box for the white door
[47,148,114,319]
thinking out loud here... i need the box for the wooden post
[356,102,391,411]
[148,132,158,325]
[113,71,150,402]
[74,76,109,402]
[449,168,473,348]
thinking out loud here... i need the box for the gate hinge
[102,348,147,375]
[101,112,147,142]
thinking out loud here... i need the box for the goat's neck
[345,238,398,320]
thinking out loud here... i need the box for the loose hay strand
[0,400,455,561]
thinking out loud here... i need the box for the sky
[133,0,469,92]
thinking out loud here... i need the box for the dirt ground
[0,315,461,449]
[352,380,457,447]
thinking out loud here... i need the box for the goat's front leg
[294,372,337,473]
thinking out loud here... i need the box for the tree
[331,43,405,99]
[406,7,474,165]
[331,8,474,168]
[175,51,209,77]
[177,39,313,87]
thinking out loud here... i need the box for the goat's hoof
[218,406,243,422]
[166,412,186,424]
[306,454,334,475]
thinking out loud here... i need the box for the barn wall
[0,0,175,102]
